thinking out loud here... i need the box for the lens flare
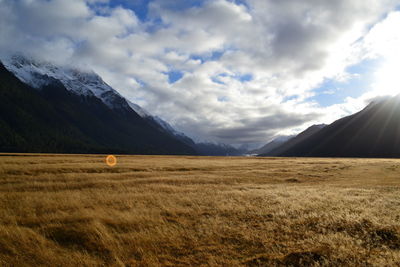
[105,155,117,167]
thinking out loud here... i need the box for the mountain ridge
[259,124,326,156]
[0,61,197,154]
[0,56,242,155]
[269,97,400,157]
[249,135,294,155]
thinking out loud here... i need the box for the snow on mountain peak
[1,55,128,108]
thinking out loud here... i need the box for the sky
[1,0,400,148]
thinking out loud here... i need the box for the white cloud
[0,0,399,146]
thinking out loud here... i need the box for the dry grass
[1,154,400,266]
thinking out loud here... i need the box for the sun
[372,57,400,97]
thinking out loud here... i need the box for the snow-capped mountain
[1,54,245,156]
[0,55,199,155]
[2,55,191,136]
[2,55,134,111]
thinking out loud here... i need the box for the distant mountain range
[2,55,400,158]
[258,124,326,156]
[249,135,293,155]
[258,96,400,158]
[0,55,240,155]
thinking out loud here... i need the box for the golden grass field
[1,154,400,266]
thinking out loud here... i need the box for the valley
[1,154,399,266]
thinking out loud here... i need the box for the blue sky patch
[108,0,151,21]
[211,76,225,85]
[189,50,224,64]
[211,51,224,61]
[238,73,253,82]
[166,70,184,83]
[310,58,381,107]
[283,95,298,102]
[218,96,229,102]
